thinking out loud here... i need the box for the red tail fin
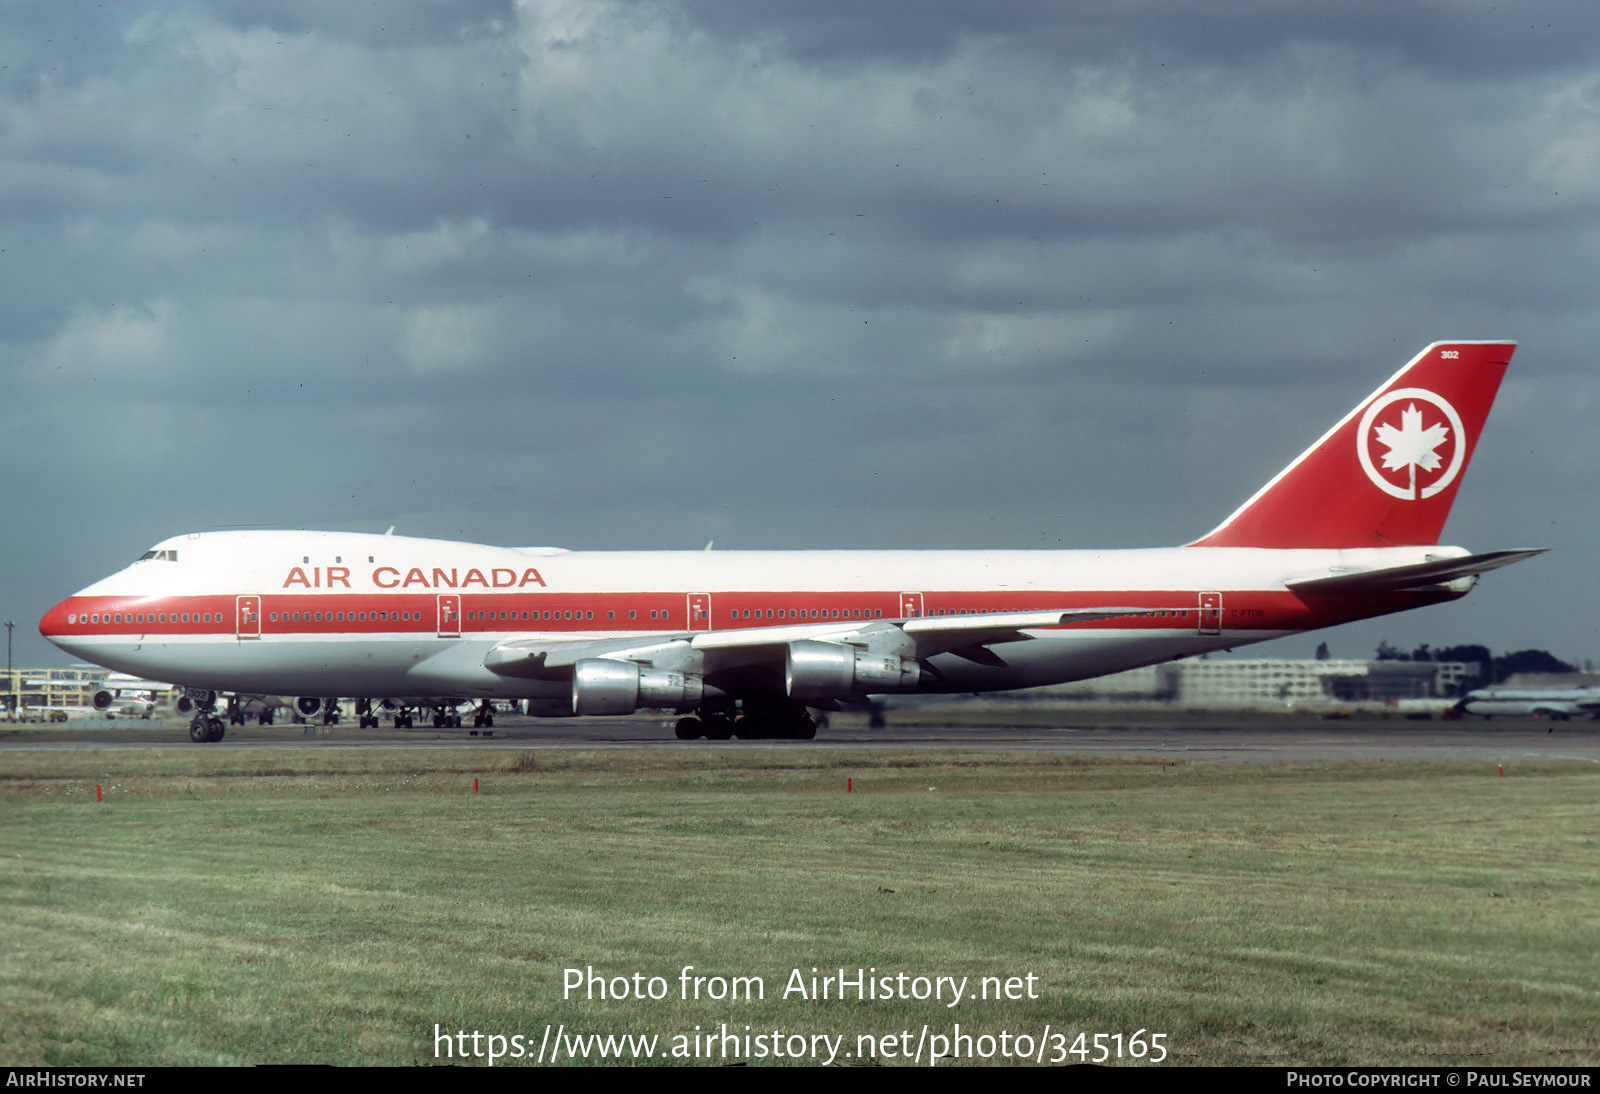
[1190,341,1514,549]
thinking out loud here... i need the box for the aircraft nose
[39,598,75,646]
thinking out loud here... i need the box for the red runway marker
[474,777,479,794]
[847,777,852,794]
[1498,764,1503,778]
[96,784,102,803]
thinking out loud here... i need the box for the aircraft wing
[482,606,1162,680]
[1285,549,1547,594]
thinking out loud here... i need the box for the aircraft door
[437,594,461,638]
[687,593,712,632]
[1198,592,1222,636]
[236,596,261,639]
[900,592,925,619]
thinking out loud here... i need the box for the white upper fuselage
[41,530,1470,701]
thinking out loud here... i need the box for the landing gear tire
[675,717,703,740]
[189,710,226,743]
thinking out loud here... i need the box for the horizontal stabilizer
[1286,548,1547,593]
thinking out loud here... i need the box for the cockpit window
[137,549,178,562]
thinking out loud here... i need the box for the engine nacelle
[92,690,114,711]
[786,640,923,700]
[296,696,324,716]
[525,698,574,718]
[571,659,703,716]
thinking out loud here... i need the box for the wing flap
[484,606,1165,679]
[484,637,693,679]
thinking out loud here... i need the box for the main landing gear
[674,699,817,741]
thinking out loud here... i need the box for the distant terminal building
[1024,658,1476,711]
[0,666,101,721]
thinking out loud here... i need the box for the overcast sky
[3,1,1597,671]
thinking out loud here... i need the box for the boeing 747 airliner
[41,341,1543,742]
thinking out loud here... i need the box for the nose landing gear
[186,690,226,743]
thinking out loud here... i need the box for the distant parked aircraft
[1454,687,1600,721]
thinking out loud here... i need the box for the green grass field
[2,749,1596,1066]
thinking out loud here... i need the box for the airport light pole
[4,621,12,719]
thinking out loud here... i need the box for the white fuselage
[41,530,1468,703]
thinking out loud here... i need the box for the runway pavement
[2,709,1597,764]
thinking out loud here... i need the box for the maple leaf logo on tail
[1357,388,1467,501]
[1375,403,1450,498]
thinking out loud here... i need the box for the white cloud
[400,304,495,374]
[44,301,177,377]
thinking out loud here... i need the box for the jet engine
[785,640,923,700]
[92,690,114,711]
[571,658,703,715]
[296,696,324,716]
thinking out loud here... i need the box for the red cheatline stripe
[48,585,1462,639]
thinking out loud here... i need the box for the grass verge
[2,750,1596,1066]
